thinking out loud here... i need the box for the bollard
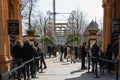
[94,56,100,78]
[116,61,119,80]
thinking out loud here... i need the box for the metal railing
[0,56,41,80]
[88,56,120,80]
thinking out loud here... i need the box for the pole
[116,61,119,80]
[53,0,56,32]
[94,56,100,78]
[116,34,120,80]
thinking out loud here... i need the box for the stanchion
[116,61,119,80]
[87,53,91,73]
[94,56,100,78]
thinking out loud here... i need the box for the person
[22,39,36,79]
[60,45,64,61]
[47,45,52,58]
[64,46,67,59]
[81,42,87,69]
[74,46,78,59]
[31,42,39,76]
[91,43,99,72]
[105,44,113,73]
[33,41,40,72]
[37,47,47,69]
[99,49,106,74]
[12,40,23,80]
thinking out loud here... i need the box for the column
[0,0,12,73]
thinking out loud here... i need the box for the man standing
[81,42,87,69]
[60,45,64,61]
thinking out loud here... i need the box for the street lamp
[71,10,79,35]
[43,16,52,58]
[46,11,56,32]
[68,10,79,46]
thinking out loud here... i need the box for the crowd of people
[12,39,47,80]
[12,39,115,80]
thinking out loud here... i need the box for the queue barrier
[0,56,41,80]
[89,56,120,80]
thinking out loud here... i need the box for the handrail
[0,56,41,80]
[91,56,120,80]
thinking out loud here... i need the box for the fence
[0,56,41,80]
[87,56,120,80]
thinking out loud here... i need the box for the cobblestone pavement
[32,53,119,80]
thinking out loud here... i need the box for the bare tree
[21,0,38,29]
[76,8,88,35]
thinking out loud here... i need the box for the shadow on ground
[65,70,117,80]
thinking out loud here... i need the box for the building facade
[0,0,22,73]
[102,0,120,58]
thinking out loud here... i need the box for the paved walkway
[32,53,119,80]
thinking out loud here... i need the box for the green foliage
[26,29,36,35]
[44,36,55,45]
[65,36,80,45]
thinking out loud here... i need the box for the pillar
[102,0,114,52]
[0,0,22,73]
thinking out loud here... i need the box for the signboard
[112,19,120,34]
[8,20,19,35]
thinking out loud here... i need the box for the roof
[83,20,99,35]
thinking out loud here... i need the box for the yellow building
[0,0,22,73]
[102,0,120,58]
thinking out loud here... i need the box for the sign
[8,20,19,35]
[112,19,120,34]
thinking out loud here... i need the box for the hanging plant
[44,36,55,45]
[26,29,36,35]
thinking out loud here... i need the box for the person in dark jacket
[74,46,78,59]
[64,46,67,59]
[37,47,47,70]
[47,45,52,58]
[12,40,23,80]
[91,43,99,72]
[22,39,36,79]
[60,45,64,61]
[105,44,113,73]
[81,42,87,69]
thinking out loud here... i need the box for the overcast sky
[36,0,103,23]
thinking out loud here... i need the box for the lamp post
[69,10,79,46]
[47,10,56,32]
[43,16,52,58]
[71,10,79,36]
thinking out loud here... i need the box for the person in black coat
[12,40,23,80]
[37,47,47,69]
[47,45,52,58]
[74,46,78,59]
[91,43,99,72]
[81,42,87,69]
[22,39,36,79]
[60,45,64,61]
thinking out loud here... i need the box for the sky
[36,0,103,24]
